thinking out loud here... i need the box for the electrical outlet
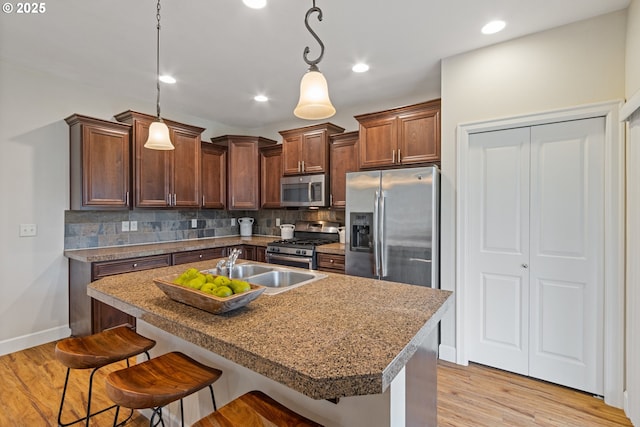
[122,221,129,232]
[19,224,37,237]
[231,218,237,226]
[275,218,281,226]
[130,221,138,231]
[191,219,198,228]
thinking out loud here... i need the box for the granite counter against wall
[65,209,345,250]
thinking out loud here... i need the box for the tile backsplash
[64,209,345,250]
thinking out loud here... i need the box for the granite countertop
[314,242,345,255]
[88,260,452,400]
[64,236,279,262]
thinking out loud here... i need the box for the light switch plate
[121,221,129,232]
[275,218,281,226]
[19,224,37,237]
[191,219,198,228]
[130,221,138,231]
[231,218,237,226]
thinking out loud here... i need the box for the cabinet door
[398,108,440,165]
[358,117,397,169]
[67,114,131,210]
[171,127,201,208]
[92,300,135,334]
[317,253,345,273]
[228,139,259,210]
[134,119,172,207]
[256,246,267,263]
[330,132,358,208]
[201,143,227,209]
[301,130,328,174]
[260,145,282,208]
[282,134,302,175]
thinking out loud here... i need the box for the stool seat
[192,390,323,427]
[105,351,223,410]
[55,325,156,370]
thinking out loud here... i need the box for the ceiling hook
[302,0,325,68]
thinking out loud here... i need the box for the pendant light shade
[294,66,335,120]
[144,120,173,150]
[145,0,174,150]
[294,0,335,120]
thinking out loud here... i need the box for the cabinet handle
[173,194,177,206]
[522,264,529,269]
[232,196,235,207]
[126,191,129,206]
[398,149,401,163]
[199,254,203,259]
[298,161,301,172]
[330,194,333,205]
[132,263,138,268]
[302,160,305,172]
[202,195,205,206]
[392,150,396,164]
[330,259,334,263]
[167,193,171,206]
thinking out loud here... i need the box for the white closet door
[528,118,604,395]
[467,127,531,375]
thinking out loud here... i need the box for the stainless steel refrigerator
[345,166,439,288]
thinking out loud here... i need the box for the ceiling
[0,0,630,129]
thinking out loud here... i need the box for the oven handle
[266,253,314,269]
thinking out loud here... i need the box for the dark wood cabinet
[279,123,344,175]
[115,111,204,208]
[226,245,256,261]
[329,131,359,209]
[201,142,227,209]
[256,246,267,263]
[260,144,282,209]
[211,135,277,211]
[317,253,345,274]
[66,114,131,210]
[69,254,172,336]
[172,248,226,265]
[355,100,440,169]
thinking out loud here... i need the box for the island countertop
[88,259,452,400]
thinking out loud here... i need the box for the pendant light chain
[155,0,162,120]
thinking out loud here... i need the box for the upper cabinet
[329,131,359,209]
[260,144,283,209]
[66,114,132,210]
[211,135,277,210]
[201,142,227,209]
[355,99,440,169]
[279,123,345,175]
[115,111,205,208]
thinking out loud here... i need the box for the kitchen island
[88,259,452,426]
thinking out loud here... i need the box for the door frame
[455,101,625,407]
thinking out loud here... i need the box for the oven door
[266,252,314,270]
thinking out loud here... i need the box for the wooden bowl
[153,273,266,314]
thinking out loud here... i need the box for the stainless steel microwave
[280,174,328,207]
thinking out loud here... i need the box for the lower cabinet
[317,253,345,274]
[256,246,267,263]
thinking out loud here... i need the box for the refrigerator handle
[380,191,386,277]
[373,191,381,277]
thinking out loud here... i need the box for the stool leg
[208,385,217,411]
[57,368,72,426]
[149,406,165,427]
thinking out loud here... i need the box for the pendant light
[293,0,336,120]
[144,0,174,150]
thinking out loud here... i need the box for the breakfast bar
[87,259,453,426]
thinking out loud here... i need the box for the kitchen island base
[134,320,438,427]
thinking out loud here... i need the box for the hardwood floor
[0,341,632,426]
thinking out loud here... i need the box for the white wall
[0,58,243,355]
[438,11,626,359]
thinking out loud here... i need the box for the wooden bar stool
[105,351,222,427]
[54,325,156,427]
[192,390,323,427]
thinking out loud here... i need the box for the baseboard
[438,344,457,363]
[0,325,71,356]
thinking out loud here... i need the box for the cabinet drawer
[92,254,172,279]
[172,248,226,265]
[317,253,345,272]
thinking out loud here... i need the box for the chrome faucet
[227,248,242,269]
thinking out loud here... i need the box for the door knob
[521,263,529,268]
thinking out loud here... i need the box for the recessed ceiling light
[254,94,268,102]
[243,0,266,9]
[482,20,506,35]
[159,75,176,84]
[352,63,370,73]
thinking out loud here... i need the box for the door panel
[529,118,604,394]
[467,127,531,375]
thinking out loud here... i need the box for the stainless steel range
[266,221,340,269]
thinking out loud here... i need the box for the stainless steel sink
[208,263,326,295]
[227,264,273,279]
